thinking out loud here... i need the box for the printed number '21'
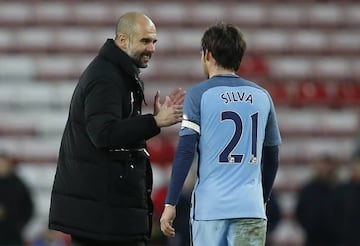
[219,111,258,164]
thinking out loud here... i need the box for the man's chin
[132,58,149,68]
[134,61,148,68]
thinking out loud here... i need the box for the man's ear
[115,33,129,50]
[204,49,213,62]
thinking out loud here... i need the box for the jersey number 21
[219,111,258,164]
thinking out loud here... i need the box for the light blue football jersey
[180,74,281,220]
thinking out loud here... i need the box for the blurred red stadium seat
[237,55,269,76]
[293,81,333,107]
[263,82,292,106]
[333,81,360,107]
[151,185,168,218]
[147,136,175,167]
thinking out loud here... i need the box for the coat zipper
[128,91,134,118]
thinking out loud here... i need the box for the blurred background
[0,0,359,245]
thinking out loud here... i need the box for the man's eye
[141,39,156,45]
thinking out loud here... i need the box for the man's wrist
[165,203,176,208]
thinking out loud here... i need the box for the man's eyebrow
[140,37,157,43]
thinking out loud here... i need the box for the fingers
[154,90,160,104]
[154,106,182,127]
[173,92,185,105]
[154,103,183,128]
[153,90,161,116]
[164,95,171,107]
[170,105,183,124]
[156,88,185,108]
[169,88,186,105]
[169,88,182,100]
[160,219,175,237]
[160,205,177,237]
[173,105,183,122]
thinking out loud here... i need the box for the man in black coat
[48,12,184,246]
[335,156,360,246]
[0,153,34,246]
[295,155,340,246]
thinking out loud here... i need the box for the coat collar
[99,39,147,104]
[98,39,140,77]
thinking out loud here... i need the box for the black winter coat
[49,39,161,243]
[295,180,339,246]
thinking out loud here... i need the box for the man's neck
[209,68,235,78]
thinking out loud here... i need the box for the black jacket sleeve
[84,79,160,149]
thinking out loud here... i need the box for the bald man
[49,12,185,246]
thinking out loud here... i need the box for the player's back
[189,74,273,220]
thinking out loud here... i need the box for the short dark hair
[201,22,246,71]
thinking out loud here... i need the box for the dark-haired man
[160,22,281,246]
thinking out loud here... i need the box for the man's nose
[147,43,156,53]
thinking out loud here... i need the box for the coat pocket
[108,156,147,207]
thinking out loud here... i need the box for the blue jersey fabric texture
[167,74,281,221]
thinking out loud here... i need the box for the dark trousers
[71,236,146,246]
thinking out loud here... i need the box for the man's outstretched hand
[153,88,185,127]
[154,88,185,115]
